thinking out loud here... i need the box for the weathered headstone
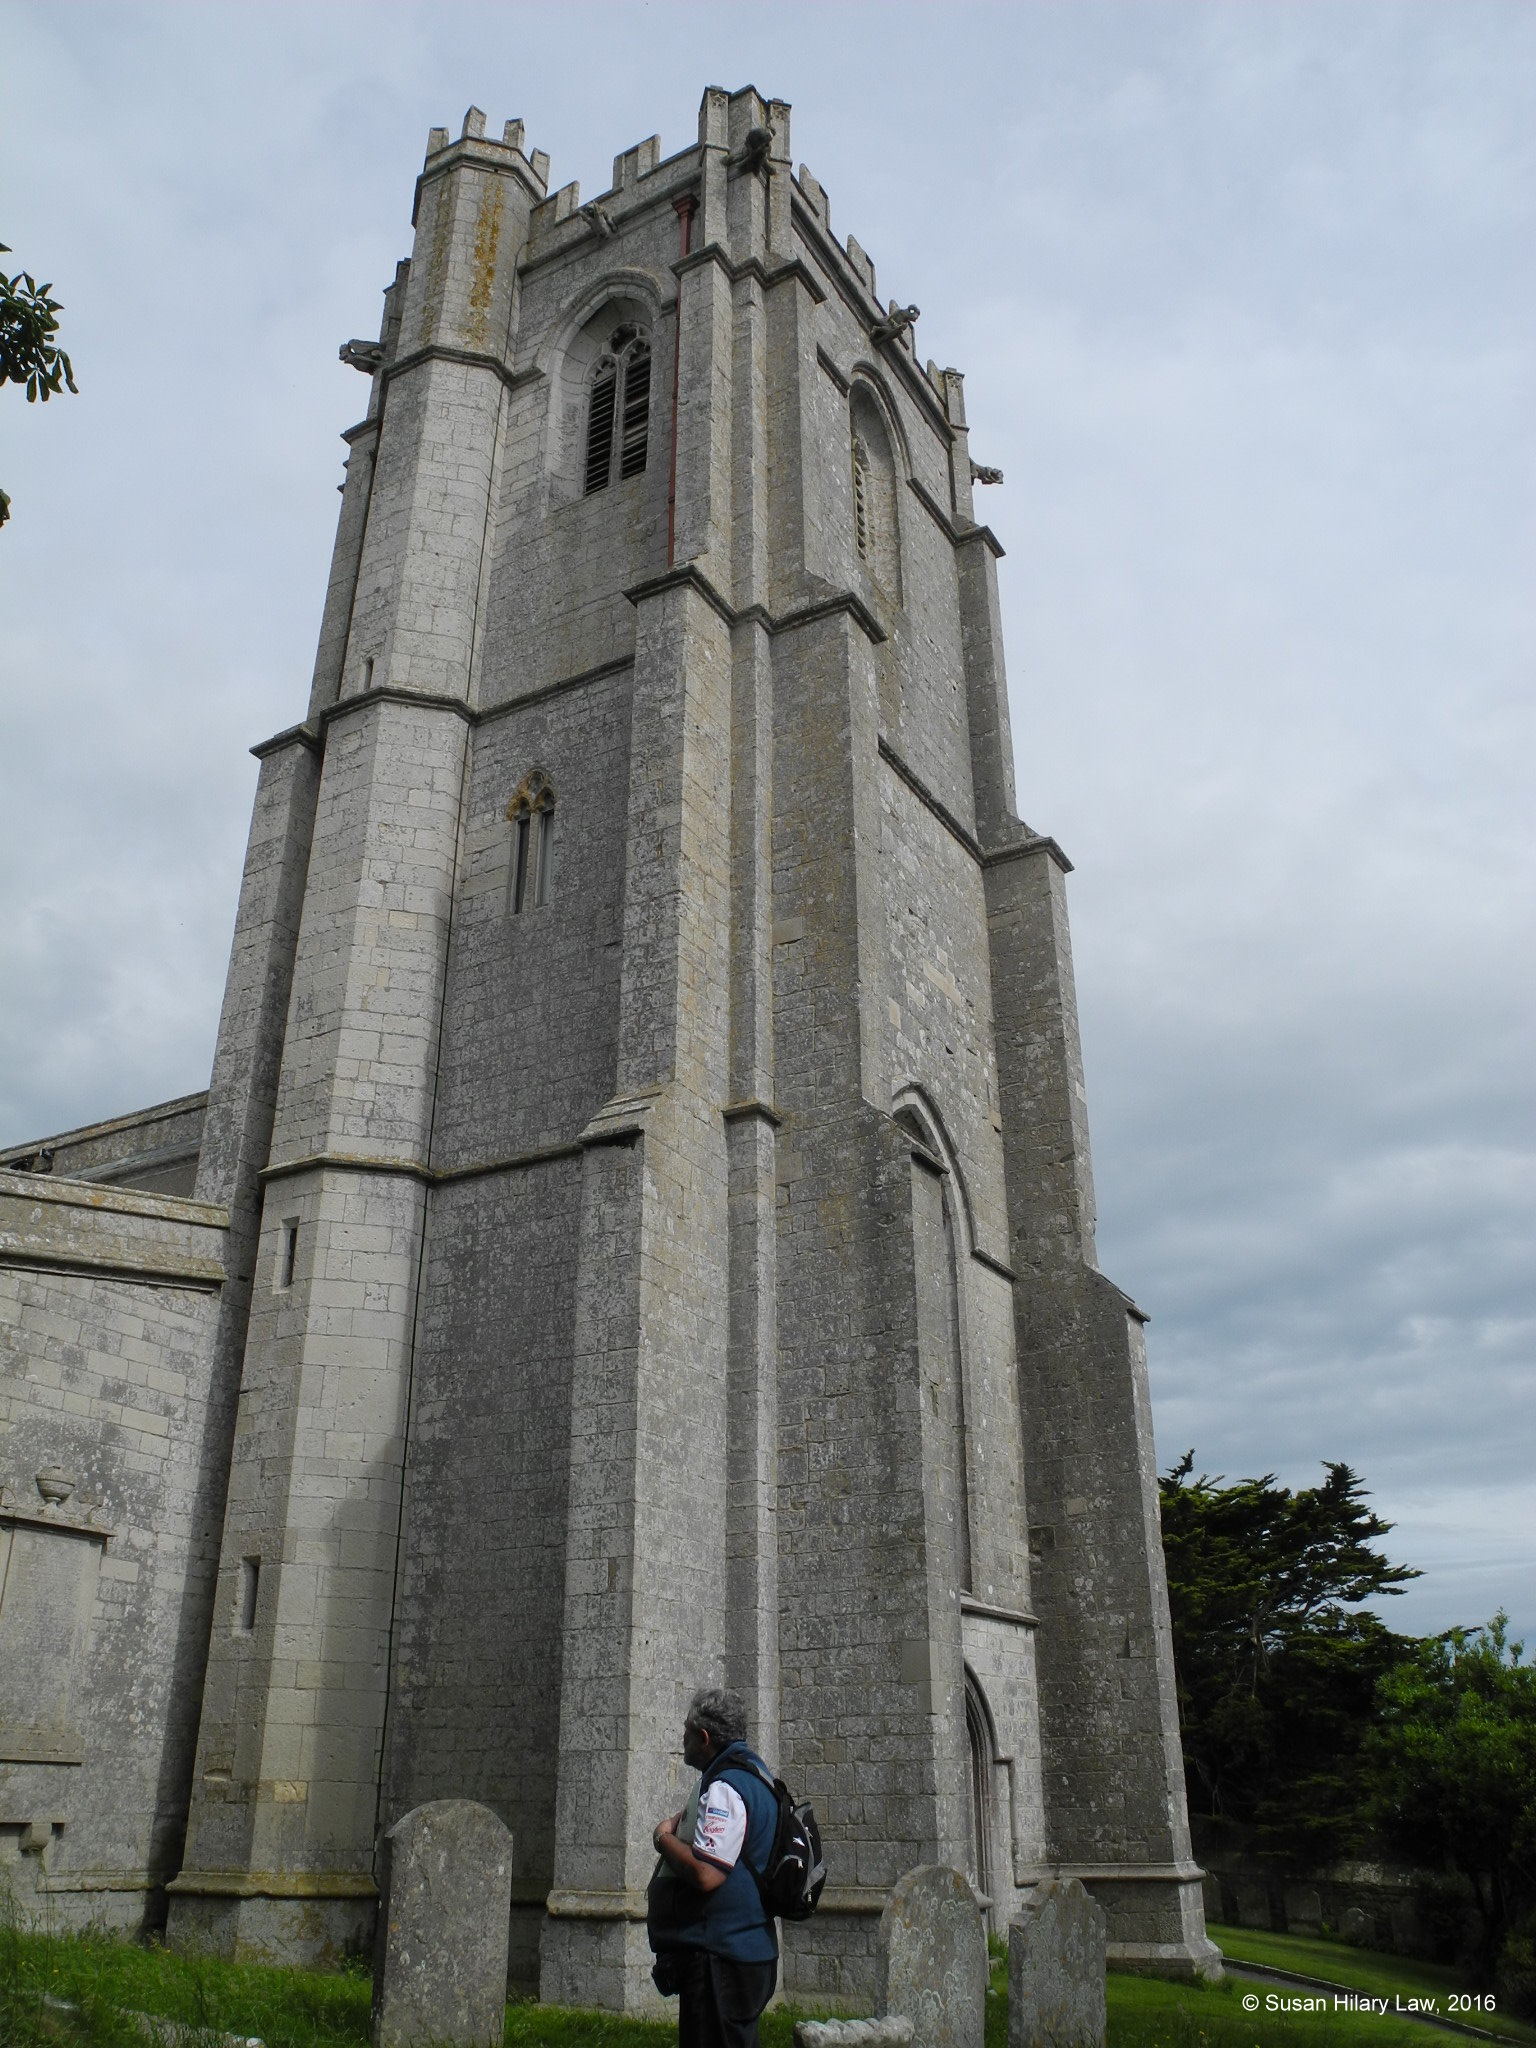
[1285,1885,1323,1935]
[371,1800,513,2048]
[1007,1878,1106,2048]
[877,1865,987,2048]
[1341,1905,1372,1947]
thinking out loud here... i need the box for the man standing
[651,1687,779,2048]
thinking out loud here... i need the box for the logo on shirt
[693,1779,747,1870]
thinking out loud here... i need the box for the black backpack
[717,1752,827,1922]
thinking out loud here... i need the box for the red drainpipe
[668,193,697,567]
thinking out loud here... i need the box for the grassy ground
[1208,1924,1536,2046]
[0,1918,1502,2048]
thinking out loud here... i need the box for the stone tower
[157,88,1217,2002]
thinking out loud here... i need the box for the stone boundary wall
[1200,1845,1481,1964]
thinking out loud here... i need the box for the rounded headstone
[877,1865,987,2048]
[1007,1878,1106,2048]
[371,1799,513,2048]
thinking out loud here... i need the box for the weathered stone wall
[429,671,633,1164]
[0,1170,228,1930]
[379,1163,582,1990]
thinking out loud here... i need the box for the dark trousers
[675,1948,778,2048]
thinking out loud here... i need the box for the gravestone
[877,1865,987,2048]
[1341,1906,1373,1947]
[371,1800,513,2048]
[1285,1885,1323,1935]
[1007,1878,1106,2048]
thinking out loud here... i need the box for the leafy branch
[1,243,79,528]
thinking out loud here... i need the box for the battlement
[412,104,550,226]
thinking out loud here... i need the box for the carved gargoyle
[339,339,384,374]
[730,125,775,176]
[579,201,615,240]
[970,461,1004,486]
[872,301,920,345]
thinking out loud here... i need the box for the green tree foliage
[1160,1453,1418,1860]
[1,245,78,528]
[1369,1613,1536,1995]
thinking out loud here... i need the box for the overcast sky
[2,3,1531,1642]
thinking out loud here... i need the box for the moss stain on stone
[466,181,504,349]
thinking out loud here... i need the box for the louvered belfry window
[584,362,617,493]
[619,342,651,478]
[584,326,651,494]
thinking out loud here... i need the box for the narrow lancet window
[512,812,532,913]
[852,438,870,559]
[533,804,555,906]
[237,1557,260,1633]
[508,771,556,913]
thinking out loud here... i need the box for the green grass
[1207,1924,1536,2046]
[0,1917,372,2048]
[1105,1967,1468,2046]
[1002,1940,1470,2048]
[0,1917,1512,2048]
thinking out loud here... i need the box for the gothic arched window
[849,384,902,601]
[964,1670,996,1917]
[584,326,652,494]
[507,770,556,914]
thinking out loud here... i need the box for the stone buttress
[163,87,1218,1994]
[167,112,542,1957]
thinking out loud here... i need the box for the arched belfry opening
[849,381,903,602]
[548,291,656,504]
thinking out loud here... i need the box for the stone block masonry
[0,1171,228,1930]
[1,82,1218,1998]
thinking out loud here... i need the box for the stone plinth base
[782,1903,886,2009]
[166,1876,376,1966]
[1063,1871,1221,1981]
[539,1903,665,2015]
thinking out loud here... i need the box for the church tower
[165,88,1218,2003]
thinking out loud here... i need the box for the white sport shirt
[691,1775,749,1872]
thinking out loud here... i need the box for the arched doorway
[964,1668,995,1915]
